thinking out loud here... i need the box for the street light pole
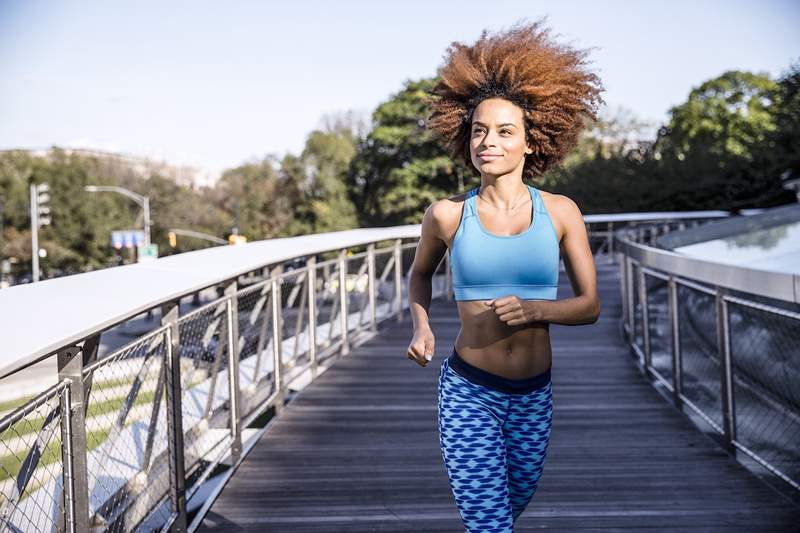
[84,185,151,247]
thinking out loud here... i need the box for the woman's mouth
[478,154,502,161]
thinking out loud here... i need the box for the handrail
[1,234,429,531]
[0,226,422,380]
[1,208,757,531]
[614,217,800,495]
[0,211,730,380]
[615,229,800,304]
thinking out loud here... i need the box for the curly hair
[426,18,605,182]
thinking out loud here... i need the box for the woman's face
[469,97,532,178]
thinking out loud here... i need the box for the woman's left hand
[485,295,544,326]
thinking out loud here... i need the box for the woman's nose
[482,129,500,146]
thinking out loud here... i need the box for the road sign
[111,230,145,249]
[137,244,158,263]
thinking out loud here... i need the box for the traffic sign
[137,244,158,262]
[111,230,145,249]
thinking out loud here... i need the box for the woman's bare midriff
[453,300,552,380]
[442,189,560,381]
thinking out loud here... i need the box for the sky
[1,0,798,186]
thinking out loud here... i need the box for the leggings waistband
[447,348,551,394]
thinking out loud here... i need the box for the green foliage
[768,60,800,183]
[348,78,474,226]
[216,157,282,239]
[551,69,797,212]
[299,115,360,233]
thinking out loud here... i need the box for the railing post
[59,380,75,533]
[338,248,350,355]
[271,265,286,416]
[161,301,187,532]
[224,281,243,464]
[716,287,737,454]
[57,346,89,533]
[607,222,615,264]
[367,243,377,333]
[626,257,635,347]
[307,256,318,379]
[668,275,683,409]
[393,239,403,322]
[251,266,273,384]
[638,266,651,372]
[619,249,628,336]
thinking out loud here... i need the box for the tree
[296,112,362,233]
[215,158,283,239]
[768,60,800,191]
[348,78,473,226]
[651,70,788,209]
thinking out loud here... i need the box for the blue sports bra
[450,185,560,301]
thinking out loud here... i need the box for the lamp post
[84,185,151,247]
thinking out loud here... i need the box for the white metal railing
[10,208,795,531]
[615,220,800,494]
[0,231,442,532]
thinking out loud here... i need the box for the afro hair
[426,18,605,182]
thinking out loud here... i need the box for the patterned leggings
[437,350,553,532]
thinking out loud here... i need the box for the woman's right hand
[407,326,436,367]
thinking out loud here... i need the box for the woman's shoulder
[538,190,582,217]
[537,189,585,240]
[430,189,471,217]
[427,189,472,244]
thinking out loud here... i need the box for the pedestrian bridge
[0,211,798,531]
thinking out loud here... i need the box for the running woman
[406,19,605,532]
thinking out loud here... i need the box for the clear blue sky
[1,0,798,185]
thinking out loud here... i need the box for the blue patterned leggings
[437,351,553,532]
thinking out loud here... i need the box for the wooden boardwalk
[199,261,800,532]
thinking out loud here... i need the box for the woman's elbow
[586,299,601,324]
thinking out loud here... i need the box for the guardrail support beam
[271,265,286,416]
[668,275,683,410]
[393,239,403,322]
[307,257,319,379]
[716,287,737,455]
[367,244,377,333]
[161,301,188,532]
[338,248,350,355]
[57,346,90,533]
[225,281,243,464]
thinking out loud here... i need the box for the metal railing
[8,208,795,531]
[0,237,446,532]
[616,221,800,494]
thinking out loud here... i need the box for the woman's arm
[408,201,448,332]
[533,195,600,325]
[487,194,600,326]
[492,195,600,326]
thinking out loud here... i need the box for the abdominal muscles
[454,300,553,379]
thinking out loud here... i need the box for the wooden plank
[199,261,800,531]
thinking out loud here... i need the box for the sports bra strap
[461,188,477,219]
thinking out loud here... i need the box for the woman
[406,19,604,532]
